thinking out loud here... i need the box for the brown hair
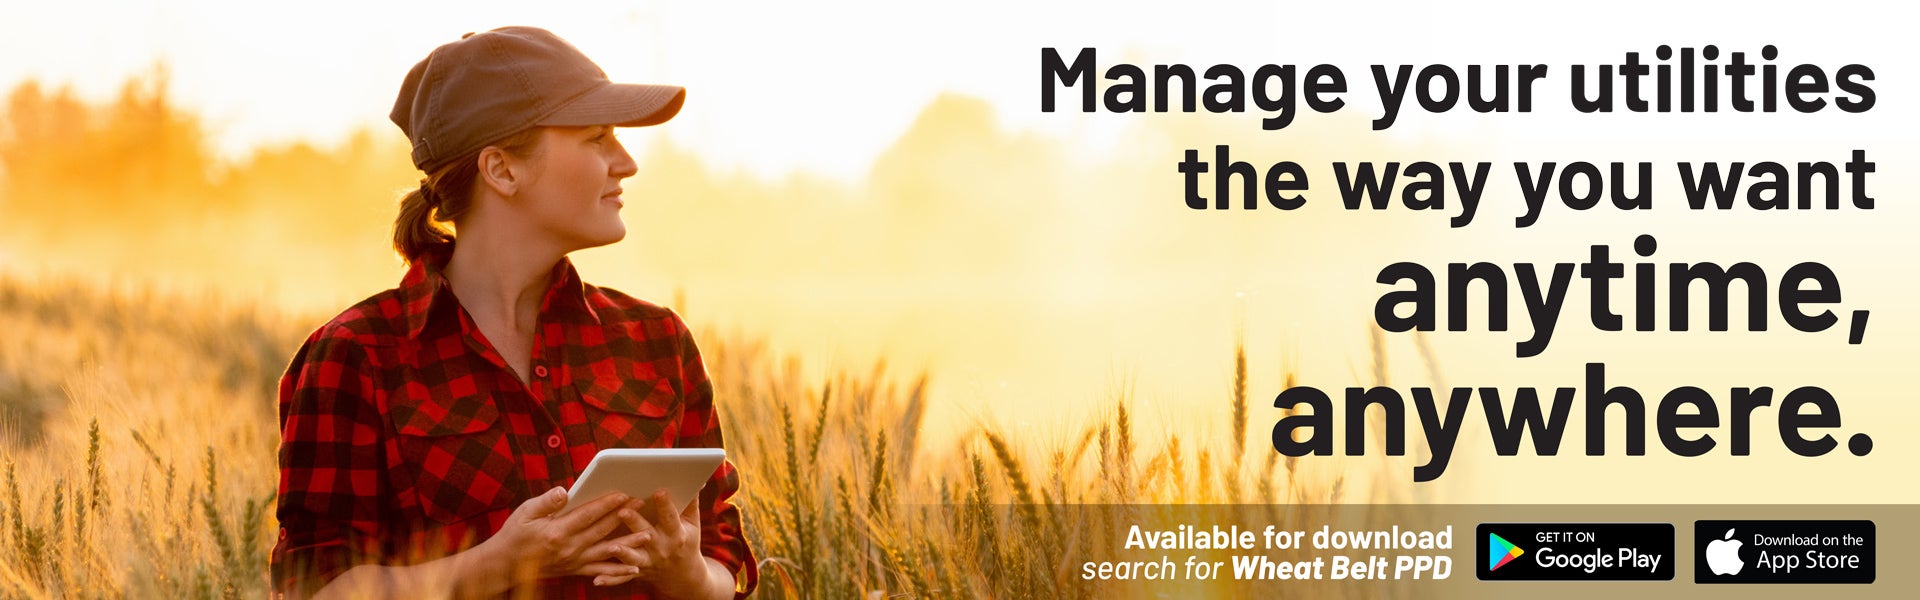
[392,127,547,265]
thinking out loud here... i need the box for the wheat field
[0,271,1432,599]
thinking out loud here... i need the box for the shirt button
[533,365,549,378]
[546,434,563,449]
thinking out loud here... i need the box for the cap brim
[538,83,685,128]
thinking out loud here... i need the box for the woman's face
[512,125,638,251]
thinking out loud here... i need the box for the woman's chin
[571,225,626,251]
[595,228,627,247]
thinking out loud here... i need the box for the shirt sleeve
[671,311,759,598]
[271,328,388,599]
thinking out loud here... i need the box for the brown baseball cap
[391,26,685,173]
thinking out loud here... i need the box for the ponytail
[392,180,452,263]
[390,127,547,266]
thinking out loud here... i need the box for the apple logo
[1706,528,1745,576]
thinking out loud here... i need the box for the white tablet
[560,448,726,517]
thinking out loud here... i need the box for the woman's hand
[477,486,652,583]
[313,487,652,599]
[589,491,731,598]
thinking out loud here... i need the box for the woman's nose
[608,137,639,178]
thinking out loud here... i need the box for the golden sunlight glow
[2,1,1915,508]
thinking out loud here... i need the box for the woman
[271,26,755,599]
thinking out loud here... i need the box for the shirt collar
[399,245,603,339]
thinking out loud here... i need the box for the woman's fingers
[619,504,655,536]
[644,491,684,539]
[526,493,631,571]
[574,561,641,579]
[576,537,632,564]
[593,572,639,587]
[554,492,629,531]
[610,543,654,570]
[602,526,649,551]
[565,507,631,550]
[512,486,570,522]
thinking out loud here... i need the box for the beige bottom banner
[882,504,1915,599]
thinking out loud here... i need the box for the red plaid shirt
[272,247,756,598]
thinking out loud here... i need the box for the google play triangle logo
[1489,533,1526,570]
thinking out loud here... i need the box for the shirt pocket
[576,371,678,449]
[390,388,525,526]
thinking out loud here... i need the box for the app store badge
[1694,520,1874,584]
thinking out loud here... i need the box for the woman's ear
[476,146,520,197]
